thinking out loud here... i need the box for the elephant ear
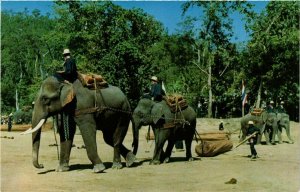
[60,84,75,107]
[152,102,172,124]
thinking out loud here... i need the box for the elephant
[132,98,197,165]
[22,76,137,173]
[240,111,278,145]
[276,113,294,144]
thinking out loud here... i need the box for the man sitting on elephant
[266,100,275,113]
[149,76,165,102]
[276,101,286,113]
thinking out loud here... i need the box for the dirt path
[1,118,299,192]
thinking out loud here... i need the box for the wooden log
[194,131,231,141]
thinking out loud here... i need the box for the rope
[76,105,189,123]
[94,78,97,107]
[53,115,59,160]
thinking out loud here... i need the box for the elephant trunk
[31,101,48,169]
[131,117,140,155]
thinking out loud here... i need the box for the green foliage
[13,109,32,124]
[245,1,299,106]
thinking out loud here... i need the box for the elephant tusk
[20,119,46,135]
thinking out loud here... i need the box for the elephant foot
[278,141,283,144]
[149,160,160,165]
[288,141,294,144]
[125,151,136,167]
[187,157,194,162]
[163,157,170,164]
[266,142,271,145]
[112,162,123,169]
[56,163,70,172]
[93,163,106,173]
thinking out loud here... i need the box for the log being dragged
[194,131,231,141]
[195,140,233,157]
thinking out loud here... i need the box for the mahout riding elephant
[240,111,278,145]
[22,76,137,173]
[276,113,294,144]
[132,98,197,165]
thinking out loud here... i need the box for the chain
[93,105,189,124]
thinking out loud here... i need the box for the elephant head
[132,98,177,155]
[21,76,75,168]
[262,111,278,144]
[276,113,293,143]
[132,98,154,155]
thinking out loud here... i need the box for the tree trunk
[256,82,262,108]
[15,89,19,111]
[208,57,213,118]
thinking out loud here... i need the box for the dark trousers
[249,142,257,156]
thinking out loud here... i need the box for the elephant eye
[41,96,51,105]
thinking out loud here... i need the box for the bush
[13,110,32,124]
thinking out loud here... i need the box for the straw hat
[63,49,70,55]
[248,121,254,125]
[150,76,158,82]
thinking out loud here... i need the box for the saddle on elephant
[77,72,108,89]
[251,108,264,116]
[163,94,188,113]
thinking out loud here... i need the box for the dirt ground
[1,118,299,192]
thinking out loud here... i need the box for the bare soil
[1,118,299,192]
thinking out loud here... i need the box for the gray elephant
[22,76,137,173]
[132,98,197,165]
[240,111,278,145]
[276,113,294,144]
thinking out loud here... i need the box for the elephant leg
[270,126,277,145]
[264,131,271,145]
[185,138,193,161]
[285,126,294,143]
[56,140,73,172]
[56,113,76,172]
[76,115,105,173]
[277,126,283,144]
[151,129,167,165]
[103,114,132,169]
[163,139,175,163]
[119,145,136,167]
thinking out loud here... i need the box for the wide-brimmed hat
[63,49,70,55]
[150,76,158,82]
[248,121,254,125]
[270,101,274,104]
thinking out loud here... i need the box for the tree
[50,1,164,104]
[181,1,255,117]
[1,10,55,113]
[244,1,299,118]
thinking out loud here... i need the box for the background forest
[1,1,299,123]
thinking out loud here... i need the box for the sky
[1,1,268,42]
